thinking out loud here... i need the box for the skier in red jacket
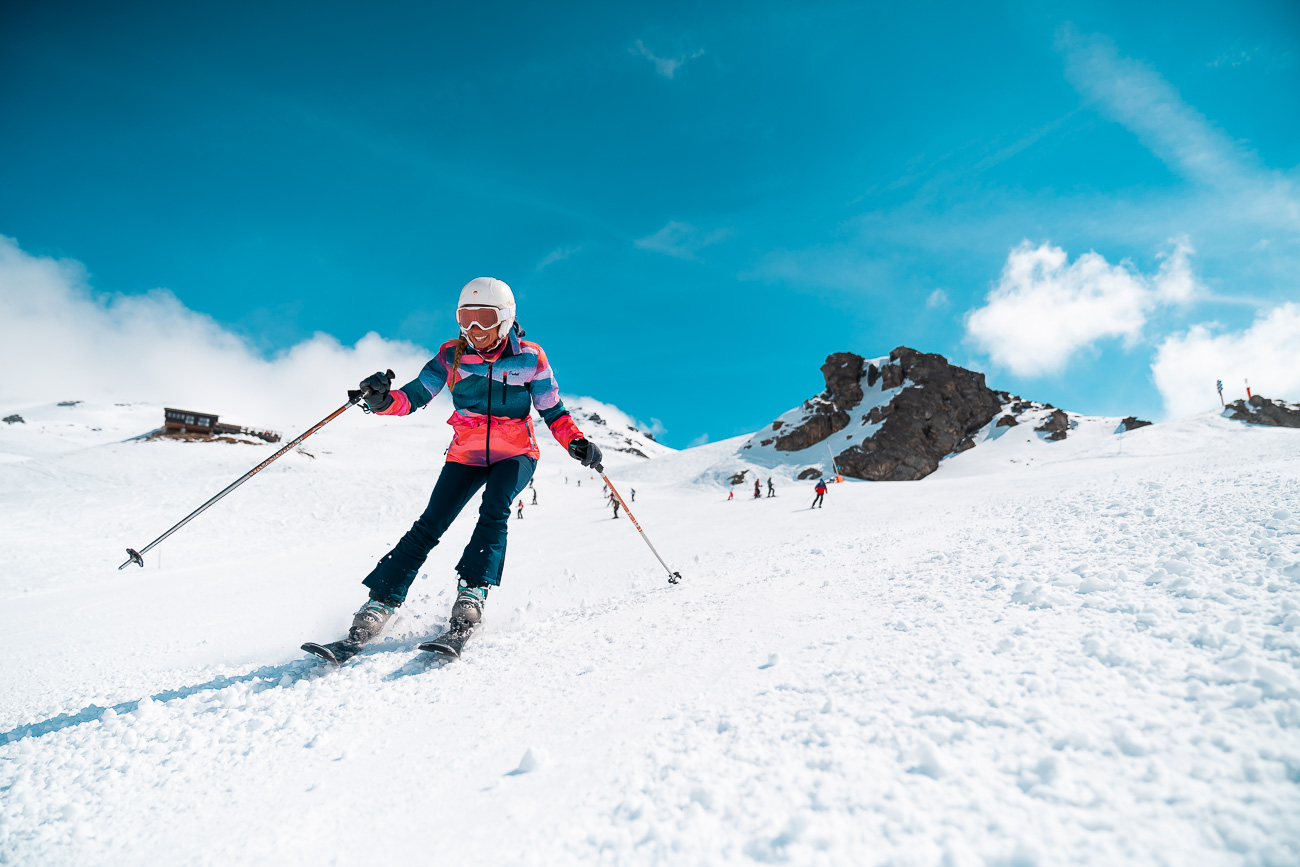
[307,278,602,664]
[812,480,827,509]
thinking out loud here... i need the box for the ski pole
[117,371,392,570]
[595,462,681,584]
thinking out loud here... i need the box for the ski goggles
[456,306,505,332]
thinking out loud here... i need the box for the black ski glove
[349,370,394,413]
[568,438,603,470]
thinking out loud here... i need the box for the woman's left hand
[568,438,603,469]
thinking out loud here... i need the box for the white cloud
[687,432,710,448]
[964,238,1201,377]
[632,40,705,80]
[0,236,436,429]
[1151,303,1300,418]
[926,289,949,309]
[536,245,581,271]
[634,221,733,260]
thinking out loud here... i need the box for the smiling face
[465,323,500,351]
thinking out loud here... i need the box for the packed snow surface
[1,399,1298,866]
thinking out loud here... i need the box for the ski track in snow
[1,404,1298,865]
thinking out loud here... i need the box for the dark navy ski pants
[363,455,536,604]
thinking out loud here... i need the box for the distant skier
[727,489,734,501]
[630,488,636,503]
[310,277,602,663]
[753,479,761,499]
[767,477,775,498]
[531,487,538,505]
[812,479,827,509]
[517,499,524,519]
[610,494,621,519]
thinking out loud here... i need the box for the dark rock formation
[773,353,865,451]
[1035,409,1071,441]
[1226,395,1300,428]
[728,469,749,485]
[821,353,864,412]
[3,414,23,424]
[1119,416,1152,432]
[880,364,904,390]
[759,346,1151,483]
[57,400,81,407]
[833,347,1006,481]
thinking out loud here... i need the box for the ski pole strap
[600,472,681,585]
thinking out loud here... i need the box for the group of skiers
[725,476,829,509]
[516,477,635,520]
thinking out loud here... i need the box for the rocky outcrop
[1119,416,1152,432]
[2,414,23,424]
[1035,409,1071,441]
[773,353,865,451]
[755,346,1149,482]
[833,347,1006,481]
[1225,395,1300,429]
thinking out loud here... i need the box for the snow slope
[1,400,1298,866]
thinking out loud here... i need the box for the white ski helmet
[456,277,516,342]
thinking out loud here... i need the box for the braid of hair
[447,336,468,392]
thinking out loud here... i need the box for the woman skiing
[308,277,601,662]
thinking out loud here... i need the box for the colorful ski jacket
[376,326,584,466]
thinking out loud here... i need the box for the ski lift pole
[117,372,392,570]
[596,463,682,584]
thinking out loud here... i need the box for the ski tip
[301,642,340,665]
[417,641,461,660]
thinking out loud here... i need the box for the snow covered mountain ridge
[740,346,1150,482]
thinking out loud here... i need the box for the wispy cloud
[964,237,1200,377]
[687,432,710,447]
[632,40,705,80]
[536,245,582,271]
[926,289,949,309]
[1058,27,1300,234]
[634,221,733,260]
[1207,41,1296,70]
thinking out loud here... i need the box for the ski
[301,639,364,666]
[418,622,477,660]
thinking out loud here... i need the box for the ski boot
[419,578,488,660]
[349,598,397,644]
[302,597,397,665]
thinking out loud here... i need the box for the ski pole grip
[359,369,396,400]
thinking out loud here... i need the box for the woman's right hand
[349,370,394,412]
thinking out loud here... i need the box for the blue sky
[3,0,1298,446]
